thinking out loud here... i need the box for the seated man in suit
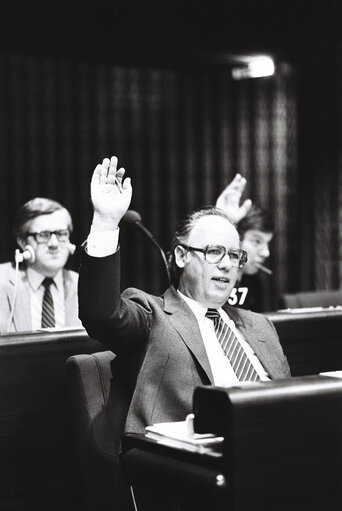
[0,197,81,334]
[79,157,290,509]
[78,156,290,510]
[79,155,290,426]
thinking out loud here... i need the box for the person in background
[0,197,81,333]
[216,175,274,312]
[78,156,290,511]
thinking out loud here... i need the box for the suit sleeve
[264,315,291,377]
[78,248,152,356]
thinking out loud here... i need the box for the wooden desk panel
[0,328,104,511]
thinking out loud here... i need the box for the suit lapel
[223,304,277,378]
[7,267,32,332]
[163,287,214,384]
[63,270,81,326]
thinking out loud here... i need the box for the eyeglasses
[179,244,248,268]
[27,229,70,244]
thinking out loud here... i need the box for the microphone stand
[122,210,171,286]
[134,222,171,285]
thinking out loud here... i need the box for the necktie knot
[205,308,220,321]
[42,277,54,289]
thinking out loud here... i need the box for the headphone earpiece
[15,245,35,264]
[68,243,76,255]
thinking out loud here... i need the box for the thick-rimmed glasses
[27,229,70,244]
[179,244,248,268]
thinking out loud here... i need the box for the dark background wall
[0,0,341,305]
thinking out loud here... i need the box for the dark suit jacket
[79,249,291,438]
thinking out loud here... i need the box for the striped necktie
[205,308,261,382]
[41,278,56,328]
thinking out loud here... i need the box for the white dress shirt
[87,227,119,257]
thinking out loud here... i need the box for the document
[145,416,223,456]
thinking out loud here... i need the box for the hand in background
[90,156,132,231]
[215,173,252,225]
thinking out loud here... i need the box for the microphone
[122,210,171,284]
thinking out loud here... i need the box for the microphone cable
[6,246,35,333]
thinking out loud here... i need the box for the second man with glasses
[0,197,81,333]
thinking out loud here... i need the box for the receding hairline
[186,213,239,241]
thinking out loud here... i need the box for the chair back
[66,351,133,511]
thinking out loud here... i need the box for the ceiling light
[231,56,275,80]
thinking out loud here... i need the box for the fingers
[92,156,125,188]
[240,198,252,216]
[229,173,247,193]
[122,176,132,191]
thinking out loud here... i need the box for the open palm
[216,173,252,224]
[91,156,132,222]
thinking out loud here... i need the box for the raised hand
[215,173,252,225]
[90,156,132,231]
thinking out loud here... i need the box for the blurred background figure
[216,175,274,312]
[236,206,274,312]
[0,197,81,334]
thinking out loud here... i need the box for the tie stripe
[41,278,56,328]
[206,308,260,382]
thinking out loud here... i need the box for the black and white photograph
[0,1,341,510]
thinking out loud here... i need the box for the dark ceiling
[0,1,340,67]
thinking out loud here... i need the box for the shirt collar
[177,289,224,320]
[26,267,63,292]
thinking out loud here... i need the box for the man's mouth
[212,277,230,284]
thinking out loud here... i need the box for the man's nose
[217,252,233,270]
[259,243,270,258]
[47,233,59,246]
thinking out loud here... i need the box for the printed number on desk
[228,287,248,306]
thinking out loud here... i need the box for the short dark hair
[167,206,233,288]
[237,205,274,239]
[13,197,73,239]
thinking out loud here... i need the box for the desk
[122,376,342,511]
[266,308,342,375]
[122,433,227,511]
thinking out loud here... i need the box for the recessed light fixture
[231,56,275,80]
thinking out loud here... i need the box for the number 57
[228,287,248,306]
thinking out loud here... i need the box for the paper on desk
[319,370,342,378]
[145,420,223,446]
[277,306,342,313]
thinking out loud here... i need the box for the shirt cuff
[86,228,119,257]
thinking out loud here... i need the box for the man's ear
[174,245,190,269]
[16,237,26,251]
